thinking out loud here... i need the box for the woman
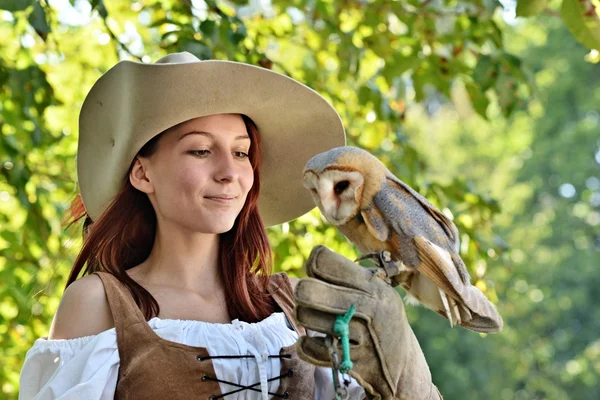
[19,52,442,399]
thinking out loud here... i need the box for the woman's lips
[205,196,237,204]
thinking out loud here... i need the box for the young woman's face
[137,114,254,234]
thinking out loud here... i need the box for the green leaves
[469,53,528,118]
[0,0,33,12]
[517,0,600,51]
[465,81,490,118]
[27,1,50,41]
[0,1,51,40]
[90,0,108,18]
[516,0,549,17]
[561,0,600,50]
[473,55,498,92]
[381,53,420,82]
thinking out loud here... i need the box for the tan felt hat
[77,52,345,227]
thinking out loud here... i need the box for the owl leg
[355,250,410,280]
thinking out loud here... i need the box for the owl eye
[334,180,350,194]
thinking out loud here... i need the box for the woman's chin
[175,212,239,234]
[206,220,236,234]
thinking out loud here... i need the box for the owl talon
[354,251,385,264]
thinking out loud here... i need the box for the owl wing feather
[367,174,501,332]
[381,174,471,283]
[385,173,459,246]
[413,235,503,333]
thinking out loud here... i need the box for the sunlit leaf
[27,1,50,41]
[561,0,600,50]
[516,0,549,17]
[465,81,490,119]
[0,0,32,12]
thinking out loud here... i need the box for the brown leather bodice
[94,271,315,399]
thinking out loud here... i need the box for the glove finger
[295,336,334,368]
[295,277,376,318]
[305,246,377,293]
[295,305,366,344]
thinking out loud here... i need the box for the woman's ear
[129,156,155,194]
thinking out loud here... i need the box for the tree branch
[101,17,143,61]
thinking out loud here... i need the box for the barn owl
[302,146,503,333]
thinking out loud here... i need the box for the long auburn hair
[63,115,277,322]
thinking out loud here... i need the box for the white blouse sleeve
[19,329,120,400]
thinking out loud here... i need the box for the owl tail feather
[413,236,503,333]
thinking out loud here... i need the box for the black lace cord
[203,369,293,399]
[197,353,293,399]
[197,354,292,362]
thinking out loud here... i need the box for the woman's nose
[213,154,238,183]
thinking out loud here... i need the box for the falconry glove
[293,246,443,400]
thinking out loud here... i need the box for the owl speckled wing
[369,175,502,333]
[379,173,470,283]
[385,172,459,250]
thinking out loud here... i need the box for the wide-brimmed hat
[77,52,345,227]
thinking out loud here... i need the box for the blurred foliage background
[1,0,599,399]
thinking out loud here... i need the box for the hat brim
[77,59,345,227]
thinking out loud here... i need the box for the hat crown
[155,52,200,64]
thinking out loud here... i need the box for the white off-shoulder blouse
[19,312,365,400]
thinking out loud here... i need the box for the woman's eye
[234,152,249,159]
[189,150,210,157]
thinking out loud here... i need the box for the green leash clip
[334,304,355,373]
[331,304,356,400]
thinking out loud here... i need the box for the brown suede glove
[293,245,443,400]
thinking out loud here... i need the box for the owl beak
[325,204,338,221]
[323,192,340,222]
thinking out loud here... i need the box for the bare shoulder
[48,274,114,340]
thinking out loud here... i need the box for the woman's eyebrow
[178,131,250,141]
